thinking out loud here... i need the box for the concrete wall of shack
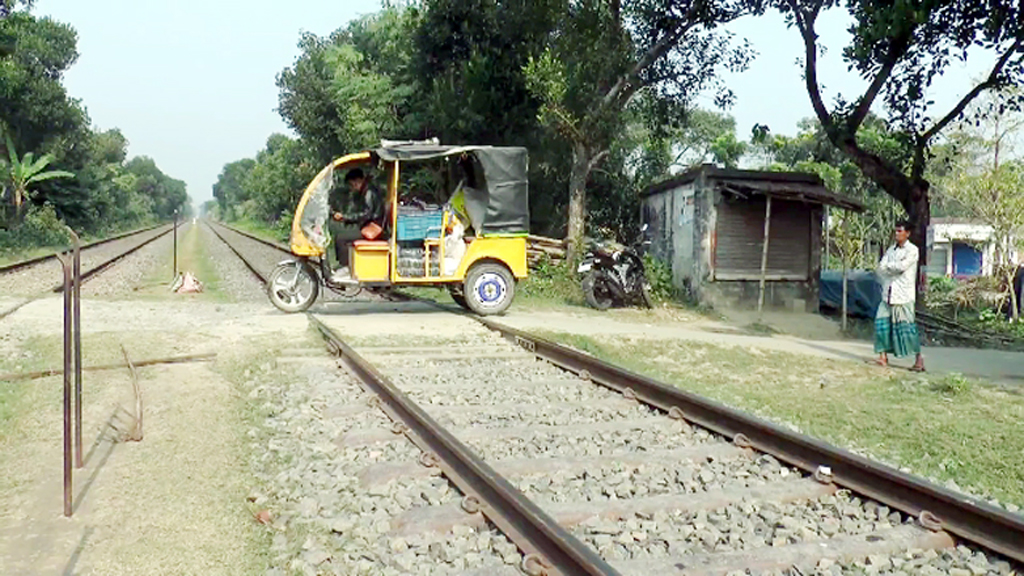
[643,174,823,312]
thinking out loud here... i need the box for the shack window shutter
[715,197,810,280]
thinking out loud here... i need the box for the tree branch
[600,19,694,112]
[922,37,1024,143]
[588,149,610,172]
[787,0,834,133]
[847,35,910,132]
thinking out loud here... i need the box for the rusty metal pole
[56,252,73,517]
[67,228,83,469]
[173,210,178,279]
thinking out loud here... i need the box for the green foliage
[272,211,293,243]
[212,159,255,220]
[123,156,188,220]
[930,373,973,396]
[928,275,956,296]
[758,117,909,269]
[1,131,74,213]
[212,135,318,226]
[0,203,68,252]
[523,0,755,246]
[643,253,676,302]
[0,11,85,153]
[518,255,583,304]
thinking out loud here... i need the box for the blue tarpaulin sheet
[820,270,881,318]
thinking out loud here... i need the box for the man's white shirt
[877,241,919,305]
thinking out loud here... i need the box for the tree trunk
[1011,268,1021,322]
[566,142,592,261]
[907,183,930,307]
[829,137,932,305]
[1007,268,1019,322]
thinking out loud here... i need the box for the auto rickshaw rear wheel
[463,262,515,315]
[267,260,320,313]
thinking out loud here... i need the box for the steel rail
[308,315,621,576]
[207,220,290,253]
[203,221,271,283]
[0,222,166,275]
[48,223,177,293]
[475,317,1024,564]
[0,223,179,322]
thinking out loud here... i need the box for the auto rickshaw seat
[352,240,389,248]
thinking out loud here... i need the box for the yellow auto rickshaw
[266,140,529,315]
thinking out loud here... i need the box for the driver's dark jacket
[334,185,385,229]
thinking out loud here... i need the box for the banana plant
[3,133,75,213]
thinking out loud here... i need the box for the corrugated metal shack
[641,165,864,312]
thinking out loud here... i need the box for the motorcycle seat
[352,240,389,248]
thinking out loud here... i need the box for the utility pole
[173,209,178,279]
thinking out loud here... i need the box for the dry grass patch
[0,327,268,574]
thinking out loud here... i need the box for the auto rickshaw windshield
[299,164,334,251]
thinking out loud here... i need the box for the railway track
[0,223,166,276]
[0,222,177,320]
[204,219,397,304]
[214,219,1023,576]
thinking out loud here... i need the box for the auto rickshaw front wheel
[463,262,515,316]
[267,260,320,313]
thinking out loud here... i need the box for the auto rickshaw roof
[371,142,526,163]
[370,141,530,235]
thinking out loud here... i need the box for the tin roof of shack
[641,165,865,212]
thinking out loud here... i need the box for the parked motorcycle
[577,225,655,310]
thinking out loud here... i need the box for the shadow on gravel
[62,525,94,576]
[311,301,453,316]
[74,407,134,514]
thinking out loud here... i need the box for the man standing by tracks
[874,219,926,371]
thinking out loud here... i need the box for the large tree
[212,158,255,220]
[525,0,754,255]
[774,0,1024,281]
[277,8,422,162]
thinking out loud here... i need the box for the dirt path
[0,226,311,574]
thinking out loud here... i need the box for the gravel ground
[199,223,267,302]
[205,222,289,282]
[246,350,522,576]
[517,452,799,504]
[0,224,172,296]
[349,327,1023,575]
[79,224,179,298]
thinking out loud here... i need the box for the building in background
[641,165,863,312]
[926,218,1021,277]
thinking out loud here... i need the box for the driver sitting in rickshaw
[328,168,385,282]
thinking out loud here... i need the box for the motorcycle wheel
[640,280,655,309]
[267,261,320,313]
[582,271,614,311]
